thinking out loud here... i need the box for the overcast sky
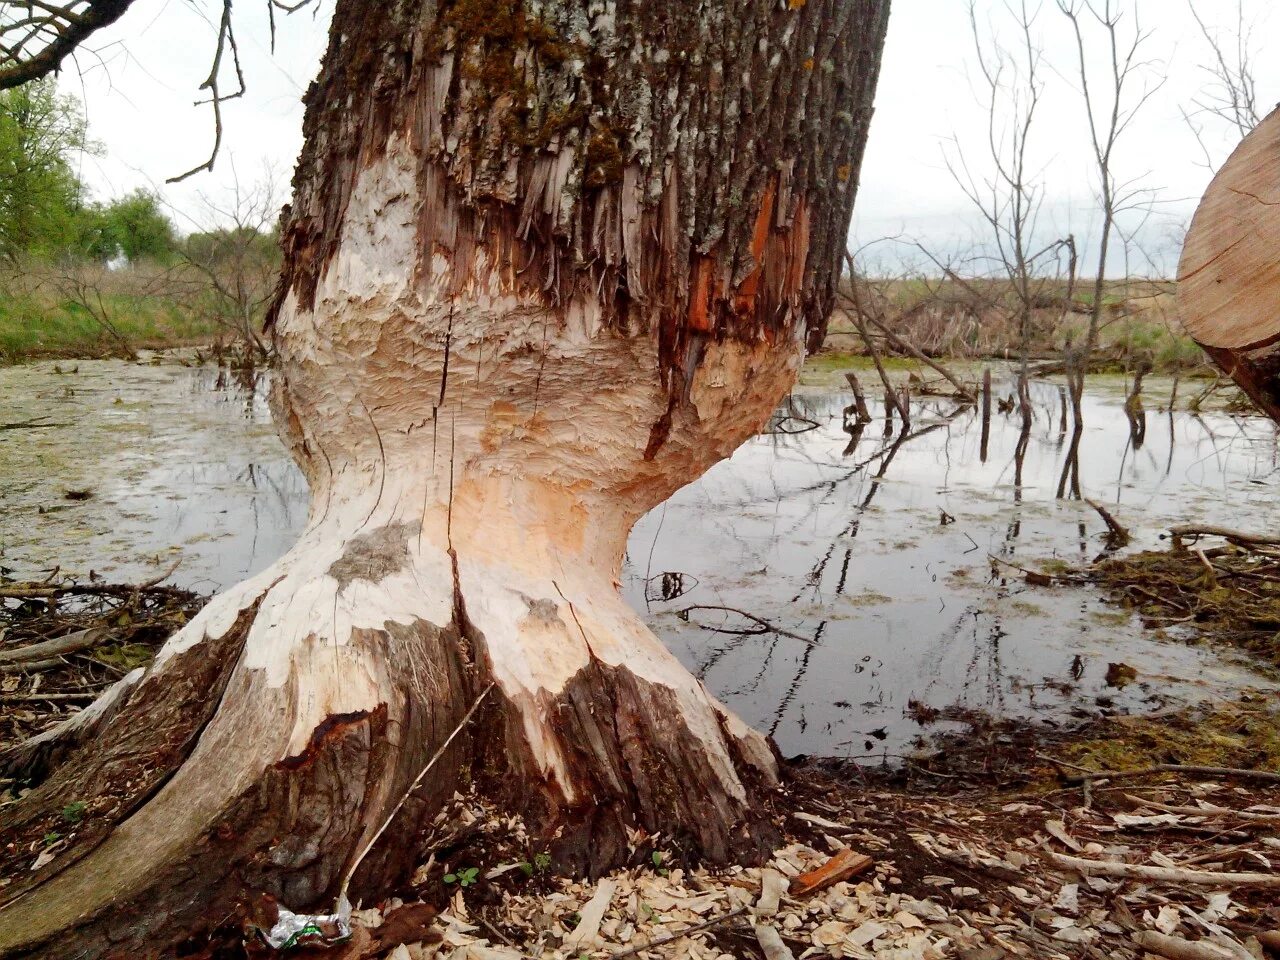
[57,0,1280,276]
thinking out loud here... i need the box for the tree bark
[1180,106,1280,421]
[0,1,890,955]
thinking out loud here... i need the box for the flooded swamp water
[1,358,1276,760]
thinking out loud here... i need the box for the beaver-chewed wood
[0,2,889,956]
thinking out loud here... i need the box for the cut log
[1179,107,1280,422]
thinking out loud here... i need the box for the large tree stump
[1179,107,1280,421]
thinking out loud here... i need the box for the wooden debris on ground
[0,571,202,752]
[292,770,1280,960]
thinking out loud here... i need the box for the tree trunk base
[0,502,781,958]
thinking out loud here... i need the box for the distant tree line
[0,79,176,263]
[0,79,280,360]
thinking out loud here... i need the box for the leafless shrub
[172,170,281,362]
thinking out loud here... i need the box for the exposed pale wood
[1179,107,1280,420]
[1050,852,1280,888]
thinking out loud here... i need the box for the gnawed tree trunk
[0,1,889,955]
[1180,107,1280,421]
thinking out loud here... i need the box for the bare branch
[0,0,137,90]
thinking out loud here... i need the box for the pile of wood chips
[307,776,1280,960]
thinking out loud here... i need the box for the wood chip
[754,923,796,960]
[1044,819,1084,853]
[563,878,616,949]
[756,868,787,916]
[788,848,874,898]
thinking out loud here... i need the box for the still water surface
[2,359,1276,758]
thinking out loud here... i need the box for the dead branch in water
[844,372,872,423]
[1169,525,1280,550]
[1085,498,1130,550]
[0,417,69,431]
[675,605,815,645]
[987,553,1087,585]
[861,313,976,403]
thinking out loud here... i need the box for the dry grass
[826,277,1206,373]
[0,259,261,362]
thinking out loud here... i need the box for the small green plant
[61,801,86,824]
[42,831,61,847]
[518,851,553,877]
[443,866,479,887]
[651,851,668,876]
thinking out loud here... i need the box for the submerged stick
[676,605,815,645]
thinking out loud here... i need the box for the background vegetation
[0,79,279,363]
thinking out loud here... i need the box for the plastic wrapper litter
[256,895,352,950]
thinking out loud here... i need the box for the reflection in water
[2,361,1277,758]
[627,378,1279,758]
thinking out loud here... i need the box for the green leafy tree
[0,78,91,258]
[80,189,176,264]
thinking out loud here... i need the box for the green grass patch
[0,291,218,362]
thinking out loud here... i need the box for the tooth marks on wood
[272,0,891,391]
